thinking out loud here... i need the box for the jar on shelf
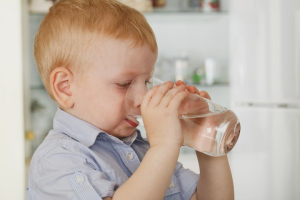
[152,0,166,8]
[118,0,153,12]
[203,0,220,12]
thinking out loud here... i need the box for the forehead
[90,37,157,78]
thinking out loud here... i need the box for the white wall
[0,0,25,199]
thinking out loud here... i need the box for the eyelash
[118,80,152,89]
[118,81,132,88]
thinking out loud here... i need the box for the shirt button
[126,152,134,160]
[75,175,85,184]
[169,181,175,189]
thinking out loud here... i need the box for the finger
[175,80,187,87]
[141,85,159,110]
[199,90,211,100]
[187,85,199,94]
[149,81,174,107]
[160,84,186,107]
[168,91,189,113]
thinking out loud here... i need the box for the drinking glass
[124,74,240,157]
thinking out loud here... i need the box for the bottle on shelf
[174,51,189,82]
[192,67,205,85]
[204,57,216,85]
[189,0,201,10]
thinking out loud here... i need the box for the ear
[50,67,74,108]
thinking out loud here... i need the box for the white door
[228,106,300,200]
[0,0,28,199]
[229,0,300,103]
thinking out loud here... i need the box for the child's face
[72,38,157,138]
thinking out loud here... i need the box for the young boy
[26,0,234,199]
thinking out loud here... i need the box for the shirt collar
[97,129,140,146]
[53,107,140,147]
[53,108,101,147]
[122,131,138,145]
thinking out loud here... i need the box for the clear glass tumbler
[124,74,241,157]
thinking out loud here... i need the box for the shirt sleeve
[32,144,117,200]
[174,162,199,200]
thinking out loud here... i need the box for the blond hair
[34,0,157,99]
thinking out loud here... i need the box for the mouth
[125,118,139,127]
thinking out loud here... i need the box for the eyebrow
[119,71,138,76]
[118,70,154,77]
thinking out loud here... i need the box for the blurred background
[0,0,299,199]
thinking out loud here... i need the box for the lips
[125,119,139,127]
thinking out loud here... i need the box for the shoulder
[26,130,117,199]
[29,130,96,174]
[32,130,83,156]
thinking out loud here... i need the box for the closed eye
[117,79,152,89]
[117,81,132,88]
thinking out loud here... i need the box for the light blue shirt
[26,108,199,200]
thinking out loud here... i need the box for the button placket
[113,143,140,174]
[122,148,140,174]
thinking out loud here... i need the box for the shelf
[29,4,227,16]
[188,82,229,87]
[147,7,227,14]
[29,10,227,16]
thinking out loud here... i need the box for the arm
[104,145,180,200]
[107,82,188,200]
[112,144,181,199]
[191,153,234,200]
[190,92,234,200]
[176,82,234,200]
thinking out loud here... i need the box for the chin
[119,128,137,138]
[108,127,136,139]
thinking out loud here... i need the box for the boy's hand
[175,80,214,151]
[141,81,188,148]
[175,80,211,100]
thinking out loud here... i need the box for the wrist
[196,151,229,169]
[149,138,183,150]
[150,142,181,153]
[149,144,181,163]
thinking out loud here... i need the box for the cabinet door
[229,106,300,200]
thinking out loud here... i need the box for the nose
[124,79,148,118]
[124,74,152,117]
[131,85,148,108]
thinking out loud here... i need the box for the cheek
[94,93,125,122]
